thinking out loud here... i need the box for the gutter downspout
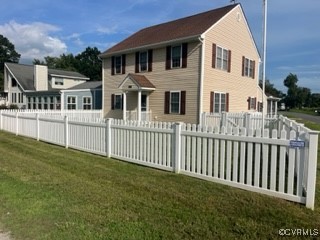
[198,35,205,125]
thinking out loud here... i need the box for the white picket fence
[0,110,318,209]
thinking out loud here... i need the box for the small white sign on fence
[289,140,305,148]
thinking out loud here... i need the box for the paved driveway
[280,111,320,124]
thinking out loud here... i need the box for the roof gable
[101,4,238,56]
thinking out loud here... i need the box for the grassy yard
[0,122,320,239]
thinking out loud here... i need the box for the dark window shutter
[228,50,232,73]
[111,56,115,75]
[252,60,256,79]
[148,49,153,72]
[210,92,214,113]
[111,94,115,110]
[247,97,251,110]
[135,52,139,73]
[121,54,126,74]
[180,91,186,115]
[226,93,229,112]
[182,43,188,68]
[212,43,216,68]
[242,56,245,76]
[164,91,170,114]
[166,46,171,70]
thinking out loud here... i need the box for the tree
[259,79,284,98]
[75,47,102,80]
[283,73,299,108]
[0,35,21,91]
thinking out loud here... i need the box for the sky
[0,0,319,93]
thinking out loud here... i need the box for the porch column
[137,90,141,121]
[275,101,278,116]
[270,100,273,116]
[123,92,127,120]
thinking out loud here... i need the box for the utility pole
[262,0,268,130]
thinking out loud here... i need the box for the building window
[56,96,61,110]
[67,96,76,110]
[114,56,122,74]
[242,57,255,78]
[12,78,17,87]
[164,91,186,115]
[33,97,36,109]
[210,92,229,113]
[139,51,148,72]
[55,77,64,85]
[43,97,48,109]
[38,97,42,109]
[248,97,257,110]
[83,97,92,110]
[12,93,16,103]
[111,94,122,110]
[171,45,182,68]
[28,97,31,109]
[212,44,231,72]
[166,43,188,70]
[49,96,54,109]
[216,46,229,71]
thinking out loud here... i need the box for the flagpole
[262,0,268,130]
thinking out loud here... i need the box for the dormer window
[54,77,64,85]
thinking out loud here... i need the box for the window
[67,96,76,110]
[242,57,255,78]
[50,96,54,109]
[135,50,153,73]
[56,96,61,110]
[12,93,16,103]
[12,78,17,87]
[139,51,148,72]
[43,97,48,109]
[210,92,229,113]
[55,77,64,85]
[115,56,122,74]
[171,46,182,68]
[83,97,92,110]
[111,94,122,110]
[164,91,186,115]
[248,97,257,110]
[170,92,180,113]
[212,44,231,72]
[33,97,36,109]
[28,97,31,109]
[38,97,42,109]
[111,55,126,75]
[166,43,188,70]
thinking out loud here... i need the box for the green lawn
[0,124,319,239]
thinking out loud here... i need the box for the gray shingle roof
[66,81,102,90]
[5,62,89,91]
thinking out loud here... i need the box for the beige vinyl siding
[202,5,261,113]
[103,41,201,124]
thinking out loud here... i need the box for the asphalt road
[279,111,320,124]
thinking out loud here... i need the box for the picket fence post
[15,111,19,136]
[36,113,40,141]
[64,116,69,149]
[105,118,112,158]
[305,131,319,210]
[174,122,182,173]
[221,112,227,128]
[0,110,3,130]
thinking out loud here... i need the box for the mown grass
[0,126,319,239]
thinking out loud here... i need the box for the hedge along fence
[0,110,319,209]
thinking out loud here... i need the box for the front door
[141,94,147,112]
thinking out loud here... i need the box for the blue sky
[0,0,319,93]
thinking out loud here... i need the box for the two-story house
[3,63,99,110]
[100,4,266,124]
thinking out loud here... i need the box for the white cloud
[0,21,67,60]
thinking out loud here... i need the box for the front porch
[120,73,155,121]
